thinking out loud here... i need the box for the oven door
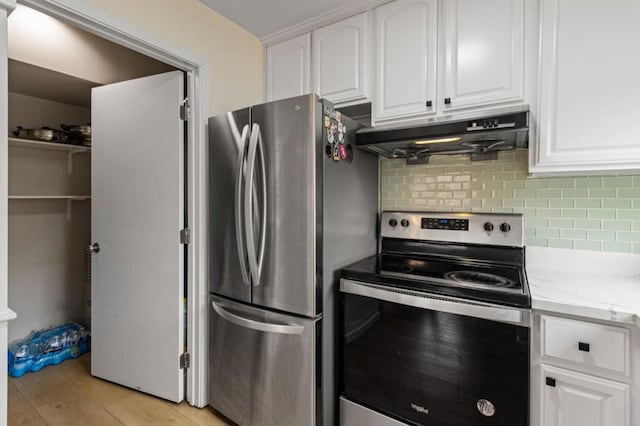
[340,279,530,426]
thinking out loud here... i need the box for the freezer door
[249,94,320,316]
[209,296,318,426]
[208,109,252,302]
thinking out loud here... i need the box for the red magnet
[339,144,347,160]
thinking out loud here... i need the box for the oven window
[341,293,530,426]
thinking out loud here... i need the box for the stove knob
[389,218,398,227]
[500,223,511,233]
[401,219,410,228]
[483,222,494,232]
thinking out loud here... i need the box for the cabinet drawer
[541,315,630,375]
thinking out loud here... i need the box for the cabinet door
[266,34,311,102]
[373,0,437,124]
[533,0,640,174]
[443,0,524,111]
[541,364,629,426]
[313,12,370,105]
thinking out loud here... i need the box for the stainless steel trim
[234,124,250,285]
[340,397,407,426]
[340,279,530,327]
[211,299,305,335]
[245,123,260,286]
[255,125,267,282]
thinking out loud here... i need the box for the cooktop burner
[382,263,414,274]
[443,270,515,288]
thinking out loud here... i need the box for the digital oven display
[421,217,469,231]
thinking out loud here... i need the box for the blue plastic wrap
[8,322,90,378]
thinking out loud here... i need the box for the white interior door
[91,71,185,402]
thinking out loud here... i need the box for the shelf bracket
[67,152,74,174]
[66,149,86,175]
[66,199,72,221]
[65,197,87,221]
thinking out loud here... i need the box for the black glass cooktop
[341,253,530,308]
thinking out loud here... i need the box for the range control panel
[381,211,524,247]
[422,217,469,231]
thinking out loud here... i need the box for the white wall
[83,0,265,115]
[7,92,90,342]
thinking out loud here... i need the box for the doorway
[3,0,209,414]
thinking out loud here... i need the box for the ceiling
[199,0,360,38]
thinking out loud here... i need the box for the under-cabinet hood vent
[356,106,529,164]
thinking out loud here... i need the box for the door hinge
[180,228,191,244]
[180,352,190,369]
[180,97,190,121]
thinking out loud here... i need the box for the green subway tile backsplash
[380,150,640,254]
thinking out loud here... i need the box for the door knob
[88,243,100,254]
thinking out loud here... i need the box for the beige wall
[84,0,265,115]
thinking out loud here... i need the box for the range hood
[356,106,529,163]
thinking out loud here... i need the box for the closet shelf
[9,137,90,174]
[8,195,90,221]
[8,137,91,153]
[8,195,91,200]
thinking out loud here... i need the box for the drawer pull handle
[578,342,590,352]
[444,97,451,105]
[545,377,556,387]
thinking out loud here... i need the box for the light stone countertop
[526,246,640,326]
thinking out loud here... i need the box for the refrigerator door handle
[234,124,250,285]
[255,124,267,284]
[245,123,260,286]
[211,299,304,335]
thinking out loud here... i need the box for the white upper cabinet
[266,33,311,102]
[532,0,640,175]
[442,0,525,111]
[373,0,438,124]
[541,364,630,426]
[265,0,531,122]
[313,12,370,106]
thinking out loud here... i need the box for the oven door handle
[340,279,530,327]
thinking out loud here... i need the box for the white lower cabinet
[541,364,630,426]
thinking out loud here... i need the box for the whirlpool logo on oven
[410,403,429,415]
[477,399,496,417]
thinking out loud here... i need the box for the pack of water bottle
[8,322,90,378]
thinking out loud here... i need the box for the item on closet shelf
[13,126,55,141]
[7,322,90,378]
[13,126,85,145]
[61,124,91,146]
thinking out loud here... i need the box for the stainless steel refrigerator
[208,94,378,426]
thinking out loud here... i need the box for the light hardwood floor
[8,354,232,425]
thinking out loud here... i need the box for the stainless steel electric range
[339,211,531,426]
